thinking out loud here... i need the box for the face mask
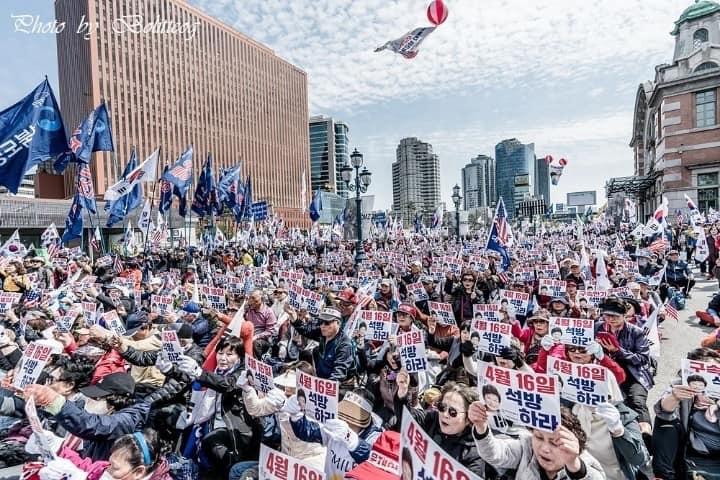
[84,397,110,415]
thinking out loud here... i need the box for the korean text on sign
[14,342,53,389]
[549,317,594,346]
[246,356,275,394]
[401,407,482,480]
[398,330,427,373]
[548,358,609,406]
[103,310,126,335]
[358,310,392,341]
[151,295,173,315]
[429,301,456,326]
[407,282,429,301]
[200,285,226,310]
[481,363,560,432]
[470,320,512,355]
[499,289,530,316]
[296,371,339,423]
[0,293,21,313]
[681,358,720,399]
[161,330,183,363]
[473,304,501,322]
[259,444,325,480]
[538,279,567,298]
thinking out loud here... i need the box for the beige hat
[338,391,372,429]
[273,370,296,389]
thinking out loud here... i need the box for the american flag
[47,239,61,259]
[113,255,123,273]
[23,288,41,309]
[665,302,679,321]
[497,271,509,284]
[168,162,191,181]
[649,237,669,254]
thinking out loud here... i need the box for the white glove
[585,341,604,360]
[540,335,554,351]
[595,402,624,436]
[39,458,87,480]
[25,430,63,456]
[155,355,173,374]
[280,394,304,420]
[265,388,287,409]
[236,370,251,391]
[322,418,359,450]
[177,355,202,378]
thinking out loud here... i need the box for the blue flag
[159,165,172,214]
[175,184,188,218]
[240,176,253,220]
[414,212,423,233]
[54,102,113,172]
[61,194,83,244]
[486,197,510,271]
[231,177,246,222]
[191,155,217,218]
[76,163,97,214]
[0,79,68,193]
[217,165,241,211]
[309,189,323,222]
[333,206,347,227]
[162,146,193,197]
[106,149,142,226]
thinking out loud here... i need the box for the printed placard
[259,444,326,480]
[25,397,55,461]
[537,265,560,279]
[580,290,607,307]
[357,310,393,341]
[82,301,97,326]
[480,363,561,432]
[401,407,482,480]
[200,285,226,310]
[468,255,490,273]
[473,303,501,322]
[397,330,427,373]
[287,283,323,316]
[681,358,720,399]
[407,282,429,302]
[0,292,21,313]
[547,358,610,406]
[607,286,631,297]
[538,279,567,298]
[161,330,183,363]
[471,320,512,355]
[14,342,54,389]
[441,256,463,276]
[499,290,530,317]
[512,267,535,283]
[103,310,126,335]
[278,270,304,286]
[429,301,456,326]
[151,295,173,315]
[55,312,77,333]
[246,356,275,394]
[549,317,594,346]
[296,372,339,423]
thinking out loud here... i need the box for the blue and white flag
[162,146,193,197]
[191,154,218,218]
[54,102,113,172]
[0,79,68,193]
[309,189,323,222]
[217,165,241,211]
[106,149,142,227]
[158,165,172,214]
[486,197,511,271]
[374,27,436,59]
[61,194,83,245]
[239,176,253,220]
[76,163,97,214]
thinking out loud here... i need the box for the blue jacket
[595,321,654,390]
[190,315,212,347]
[292,320,356,382]
[54,398,150,461]
[665,260,690,284]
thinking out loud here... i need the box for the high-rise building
[461,155,495,210]
[535,157,550,205]
[494,139,536,218]
[309,116,349,198]
[392,137,441,225]
[53,0,310,225]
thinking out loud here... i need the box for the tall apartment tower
[308,116,350,198]
[392,137,441,225]
[462,155,496,210]
[495,138,536,218]
[54,0,310,224]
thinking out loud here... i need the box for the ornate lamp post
[451,184,462,244]
[339,149,372,265]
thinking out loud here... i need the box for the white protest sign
[259,444,326,480]
[0,292,21,313]
[429,301,456,326]
[296,371,339,423]
[14,342,54,389]
[161,329,183,363]
[357,310,393,341]
[246,356,275,394]
[538,279,567,298]
[407,282,429,302]
[103,310,126,335]
[25,397,56,461]
[681,358,720,399]
[398,330,427,373]
[200,285,226,310]
[472,304,501,322]
[548,358,610,406]
[499,290,530,316]
[151,295,173,315]
[470,320,512,355]
[549,317,594,346]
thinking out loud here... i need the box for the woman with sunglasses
[395,380,486,477]
[443,271,483,323]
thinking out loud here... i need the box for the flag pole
[144,146,161,253]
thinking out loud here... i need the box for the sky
[0,0,694,209]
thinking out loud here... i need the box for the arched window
[694,28,709,48]
[695,61,719,72]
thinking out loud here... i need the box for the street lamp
[451,184,462,244]
[340,148,372,265]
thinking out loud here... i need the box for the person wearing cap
[663,249,694,300]
[595,296,654,444]
[563,261,586,289]
[548,296,579,318]
[335,287,359,326]
[179,300,212,348]
[511,309,552,366]
[284,388,382,480]
[24,254,53,290]
[374,279,399,313]
[399,260,423,298]
[286,304,357,390]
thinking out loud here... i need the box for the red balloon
[559,158,568,166]
[427,0,449,26]
[544,155,553,165]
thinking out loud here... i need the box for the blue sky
[0,0,693,209]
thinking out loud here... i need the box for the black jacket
[292,319,356,382]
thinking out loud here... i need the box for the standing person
[244,289,278,358]
[444,271,482,323]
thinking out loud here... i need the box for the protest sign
[397,330,427,373]
[549,317,594,346]
[357,310,392,341]
[14,342,54,389]
[581,290,607,307]
[681,358,720,399]
[480,363,560,432]
[55,312,77,333]
[287,283,323,316]
[278,270,304,286]
[103,310,126,335]
[607,286,632,297]
[441,256,463,276]
[25,397,55,461]
[246,356,275,394]
[259,444,326,480]
[547,357,610,406]
[407,282,428,302]
[499,289,530,316]
[538,279,567,298]
[200,285,226,310]
[468,255,490,273]
[401,407,482,480]
[472,303,501,322]
[296,371,339,423]
[151,294,173,315]
[470,320,512,355]
[429,301,456,326]
[512,267,535,283]
[0,292,21,313]
[537,265,560,279]
[160,329,183,363]
[82,301,97,325]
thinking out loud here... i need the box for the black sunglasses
[566,346,587,354]
[437,402,465,418]
[320,319,337,325]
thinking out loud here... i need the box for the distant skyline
[0,0,693,209]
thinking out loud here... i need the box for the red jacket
[91,349,126,384]
[533,344,626,384]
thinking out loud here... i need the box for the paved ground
[647,270,718,414]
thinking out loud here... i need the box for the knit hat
[337,391,372,429]
[397,303,417,319]
[346,431,400,480]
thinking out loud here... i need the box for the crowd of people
[0,218,717,480]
